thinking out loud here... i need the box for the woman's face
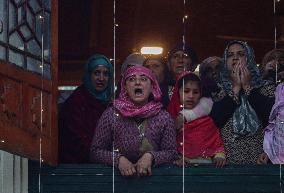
[125,74,152,105]
[143,59,165,84]
[170,50,192,79]
[91,66,109,92]
[204,59,221,81]
[227,43,247,71]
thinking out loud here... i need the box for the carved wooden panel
[0,0,57,165]
[23,86,51,138]
[0,75,22,129]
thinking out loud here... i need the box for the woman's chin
[131,98,148,106]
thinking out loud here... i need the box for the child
[259,83,284,164]
[167,71,226,167]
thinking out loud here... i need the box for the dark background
[58,0,284,85]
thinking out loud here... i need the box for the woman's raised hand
[239,63,251,90]
[136,153,153,177]
[118,156,136,176]
[231,64,242,96]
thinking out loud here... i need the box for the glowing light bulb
[141,47,163,55]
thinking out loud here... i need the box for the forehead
[174,50,186,55]
[93,65,109,71]
[183,80,200,88]
[228,43,245,52]
[126,74,148,78]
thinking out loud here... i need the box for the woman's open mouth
[134,88,143,96]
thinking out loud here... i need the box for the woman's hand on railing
[256,152,269,165]
[136,153,153,177]
[118,156,136,176]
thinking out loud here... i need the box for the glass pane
[17,5,25,24]
[8,49,24,67]
[27,57,41,74]
[27,39,41,56]
[0,45,6,60]
[19,24,32,40]
[14,0,22,4]
[29,0,41,13]
[9,32,24,50]
[9,1,16,31]
[0,0,7,42]
[43,63,51,79]
[35,13,42,43]
[27,6,35,30]
[43,0,51,10]
[43,12,50,62]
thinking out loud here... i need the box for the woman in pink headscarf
[90,66,177,176]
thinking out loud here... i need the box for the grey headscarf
[220,40,264,139]
[120,53,146,75]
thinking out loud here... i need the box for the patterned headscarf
[220,41,264,138]
[83,54,113,102]
[114,66,162,118]
[199,56,223,79]
[263,83,284,164]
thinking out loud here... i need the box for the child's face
[179,80,201,109]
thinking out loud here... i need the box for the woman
[59,54,113,163]
[143,55,170,108]
[261,83,284,164]
[115,52,146,98]
[167,43,198,98]
[90,66,177,176]
[210,41,275,164]
[199,56,223,97]
[260,49,284,83]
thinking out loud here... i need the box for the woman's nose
[135,78,141,84]
[233,55,239,60]
[99,73,104,80]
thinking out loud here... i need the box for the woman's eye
[140,76,148,81]
[103,72,109,77]
[238,52,245,57]
[93,71,100,76]
[128,77,135,82]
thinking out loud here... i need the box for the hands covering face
[118,153,153,177]
[230,61,251,95]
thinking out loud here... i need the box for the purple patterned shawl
[263,83,284,164]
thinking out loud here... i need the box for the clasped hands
[231,61,251,95]
[118,153,153,177]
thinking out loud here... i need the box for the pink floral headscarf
[114,66,162,118]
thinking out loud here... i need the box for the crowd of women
[58,40,284,176]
